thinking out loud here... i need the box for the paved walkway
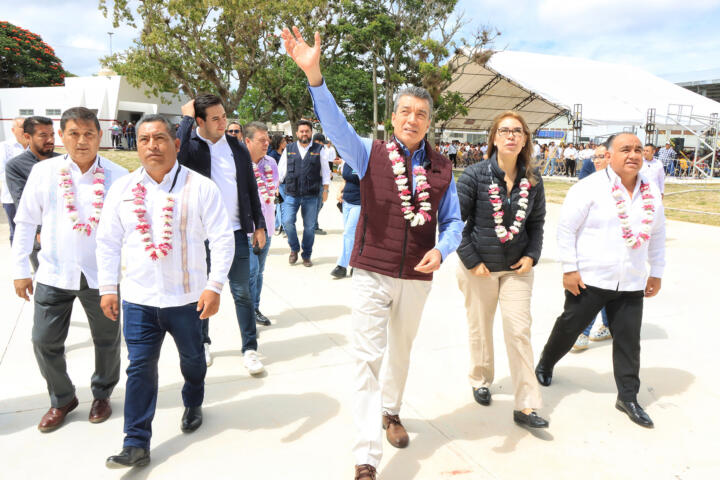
[0,178,718,479]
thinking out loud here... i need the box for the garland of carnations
[58,158,105,236]
[132,183,175,261]
[253,162,277,204]
[489,178,531,243]
[611,180,654,249]
[387,141,431,227]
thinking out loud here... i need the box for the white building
[0,71,188,149]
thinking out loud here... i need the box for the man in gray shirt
[5,116,60,270]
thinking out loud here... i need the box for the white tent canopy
[443,50,720,132]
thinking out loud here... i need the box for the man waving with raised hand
[282,26,463,480]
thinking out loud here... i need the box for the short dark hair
[23,116,53,135]
[60,107,100,132]
[227,122,242,132]
[312,133,326,143]
[296,119,313,131]
[645,143,655,149]
[244,121,268,141]
[136,114,176,139]
[194,94,224,121]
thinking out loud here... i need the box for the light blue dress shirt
[309,81,463,260]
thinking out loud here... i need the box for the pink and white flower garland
[611,180,654,249]
[59,162,105,236]
[132,183,175,261]
[253,162,277,204]
[489,178,531,243]
[387,142,432,227]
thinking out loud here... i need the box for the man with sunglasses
[227,122,244,142]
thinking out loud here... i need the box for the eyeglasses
[497,128,525,138]
[227,129,241,134]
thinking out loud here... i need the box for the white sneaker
[204,343,213,367]
[590,326,612,342]
[572,334,589,352]
[243,350,265,376]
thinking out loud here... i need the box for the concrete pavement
[0,177,718,479]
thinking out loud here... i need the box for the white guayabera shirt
[557,167,666,292]
[12,155,128,289]
[96,162,235,308]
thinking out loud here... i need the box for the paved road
[0,177,717,479]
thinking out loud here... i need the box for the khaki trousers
[456,264,542,410]
[350,268,432,467]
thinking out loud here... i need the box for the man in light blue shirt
[282,26,463,480]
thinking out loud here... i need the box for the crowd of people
[0,26,669,480]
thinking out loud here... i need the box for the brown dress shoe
[38,396,79,433]
[302,258,313,267]
[289,251,298,265]
[382,413,409,448]
[355,464,377,480]
[89,398,112,423]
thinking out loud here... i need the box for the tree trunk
[428,116,437,147]
[372,57,378,140]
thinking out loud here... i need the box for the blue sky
[5,0,720,80]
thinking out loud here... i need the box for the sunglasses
[227,129,241,134]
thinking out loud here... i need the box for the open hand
[14,278,33,301]
[281,26,323,86]
[181,99,195,118]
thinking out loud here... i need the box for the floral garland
[611,180,654,249]
[59,161,105,236]
[253,162,277,204]
[388,142,431,227]
[132,183,175,261]
[489,178,531,243]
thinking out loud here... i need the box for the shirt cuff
[205,280,224,295]
[648,265,664,278]
[99,285,118,296]
[434,244,450,262]
[561,261,579,273]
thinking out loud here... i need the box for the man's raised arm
[282,26,371,178]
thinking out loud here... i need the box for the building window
[19,109,34,115]
[46,109,61,116]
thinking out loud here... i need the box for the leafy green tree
[0,21,65,87]
[99,0,327,114]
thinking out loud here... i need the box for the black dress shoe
[615,400,654,428]
[330,265,347,279]
[513,410,549,429]
[255,309,271,326]
[106,446,150,468]
[535,363,553,387]
[181,406,203,433]
[472,387,491,406]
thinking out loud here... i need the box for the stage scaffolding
[656,104,719,179]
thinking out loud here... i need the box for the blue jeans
[583,307,609,336]
[338,201,361,268]
[281,193,318,259]
[3,202,16,243]
[543,158,556,175]
[275,184,285,231]
[122,301,206,449]
[248,236,271,310]
[315,190,324,230]
[228,230,257,353]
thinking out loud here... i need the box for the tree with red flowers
[0,21,65,87]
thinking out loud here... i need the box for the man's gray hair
[393,86,434,119]
[136,114,176,139]
[244,121,268,140]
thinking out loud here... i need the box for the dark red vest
[349,138,452,281]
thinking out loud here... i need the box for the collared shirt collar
[395,137,426,158]
[139,160,180,186]
[195,127,227,146]
[64,154,100,176]
[605,166,648,195]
